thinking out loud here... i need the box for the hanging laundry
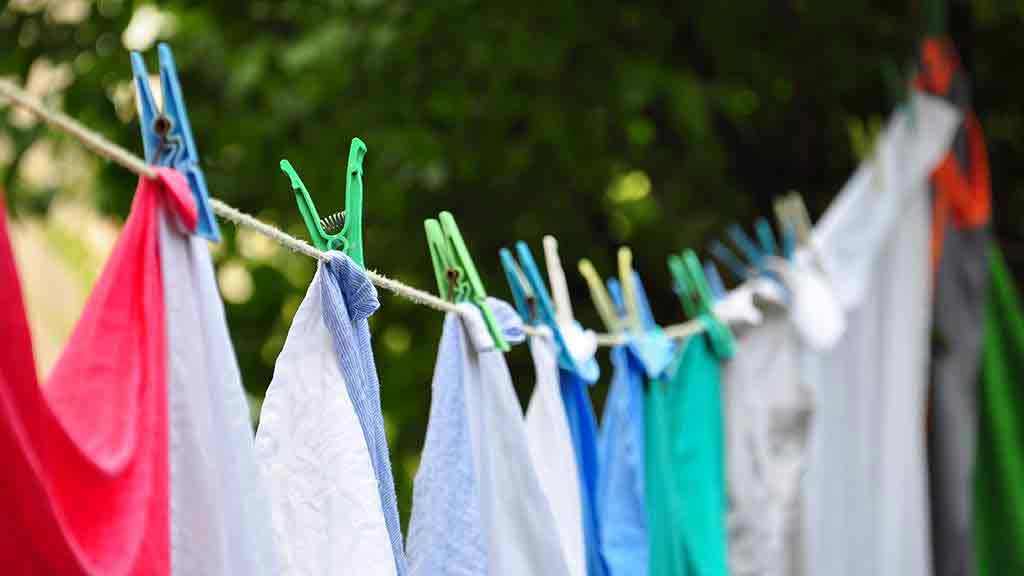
[255,256,400,576]
[915,37,993,576]
[598,342,649,575]
[158,172,280,575]
[598,273,674,576]
[974,245,1024,575]
[0,170,191,574]
[723,257,843,576]
[646,324,731,576]
[803,91,960,576]
[559,338,609,576]
[501,240,608,576]
[320,254,407,573]
[525,331,587,576]
[406,298,569,576]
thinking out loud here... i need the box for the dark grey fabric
[929,223,991,576]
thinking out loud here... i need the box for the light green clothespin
[578,258,621,333]
[425,211,509,351]
[279,137,366,267]
[618,247,641,334]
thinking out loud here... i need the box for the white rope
[0,78,697,345]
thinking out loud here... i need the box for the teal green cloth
[646,331,728,576]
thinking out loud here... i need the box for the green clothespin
[682,249,735,358]
[668,253,699,319]
[424,211,509,351]
[279,137,367,267]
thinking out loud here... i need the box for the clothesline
[0,78,705,347]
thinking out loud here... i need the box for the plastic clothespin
[514,241,577,371]
[709,240,749,282]
[681,249,735,358]
[425,211,508,351]
[510,241,599,381]
[131,43,219,241]
[542,235,575,328]
[774,204,796,261]
[727,223,766,274]
[704,260,727,301]
[754,217,777,257]
[668,253,699,319]
[773,192,812,246]
[578,259,621,334]
[279,138,367,267]
[618,247,641,334]
[500,248,538,324]
[607,273,676,377]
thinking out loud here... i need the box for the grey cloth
[928,224,991,576]
[725,310,813,576]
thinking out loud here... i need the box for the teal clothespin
[425,211,509,351]
[754,217,777,257]
[668,253,699,319]
[681,249,735,358]
[280,137,367,266]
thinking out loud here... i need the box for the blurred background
[1,0,1021,523]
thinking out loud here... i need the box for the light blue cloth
[407,297,569,576]
[321,253,407,575]
[406,304,486,575]
[598,344,649,575]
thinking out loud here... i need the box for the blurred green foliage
[2,0,1023,523]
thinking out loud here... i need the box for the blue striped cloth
[321,253,407,576]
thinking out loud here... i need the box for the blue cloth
[406,308,486,575]
[321,253,407,575]
[597,344,649,575]
[561,366,609,576]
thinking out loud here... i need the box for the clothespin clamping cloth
[279,138,367,267]
[427,211,509,351]
[131,43,220,241]
[502,241,599,381]
[669,250,735,358]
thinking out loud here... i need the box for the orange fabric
[915,38,957,95]
[930,113,992,268]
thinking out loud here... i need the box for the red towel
[0,168,195,575]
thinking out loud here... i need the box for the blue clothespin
[709,240,749,281]
[504,241,598,381]
[704,261,727,301]
[499,248,537,324]
[131,43,219,241]
[607,273,675,378]
[754,217,777,257]
[727,223,764,273]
